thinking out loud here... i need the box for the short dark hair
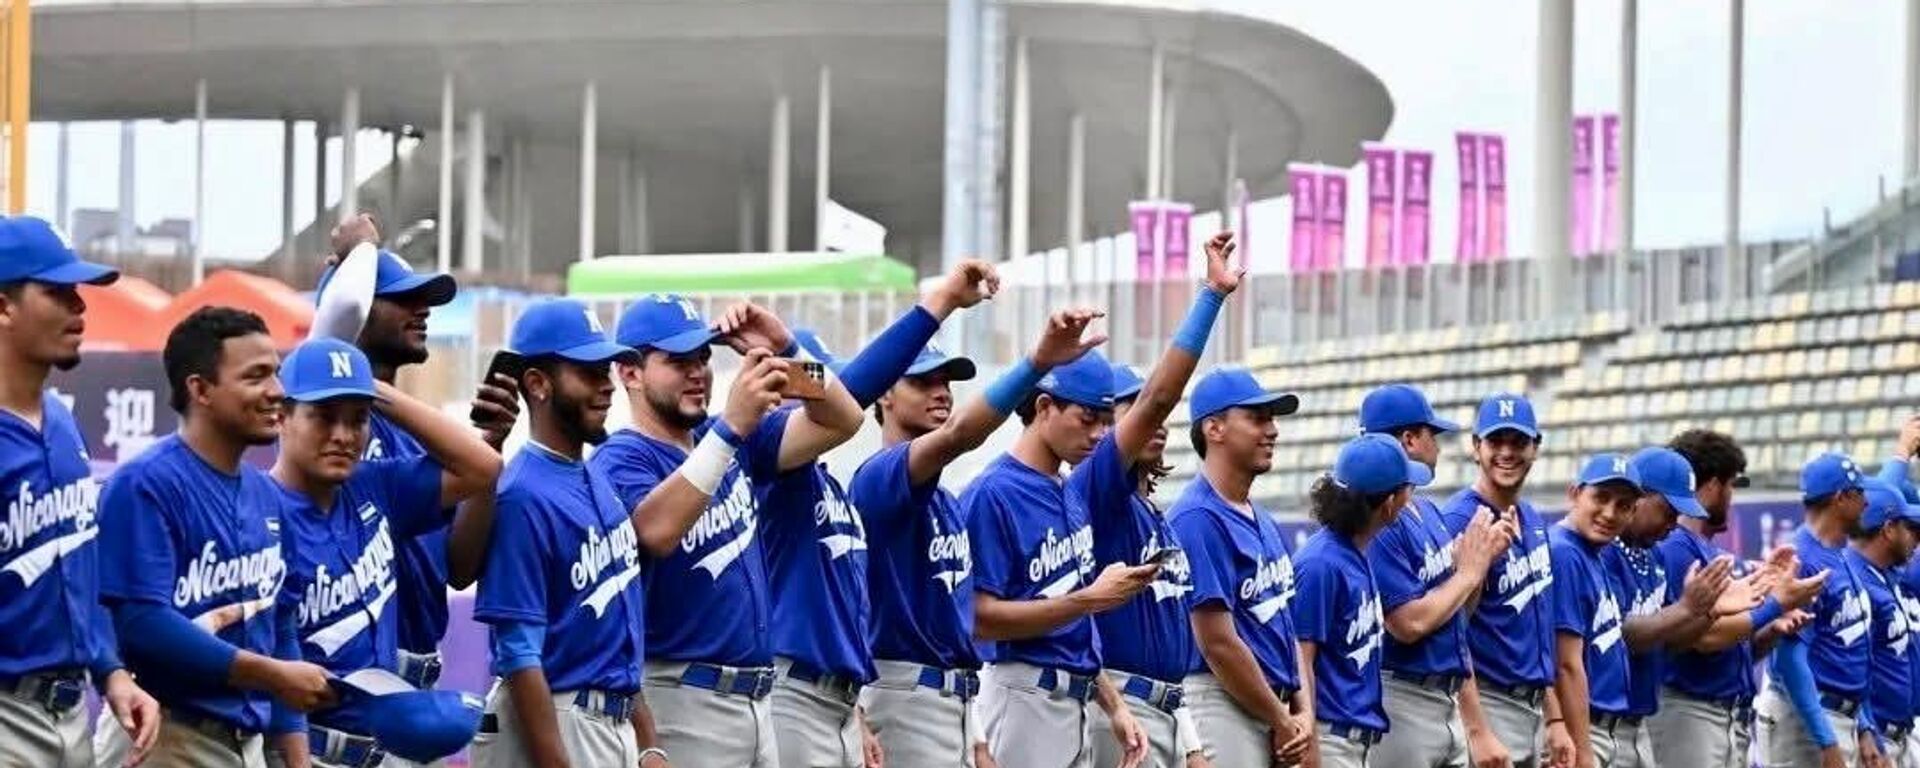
[1189,420,1209,460]
[1308,474,1395,538]
[0,280,23,300]
[1668,429,1747,484]
[163,306,270,414]
[1014,392,1044,426]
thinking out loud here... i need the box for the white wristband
[679,431,737,496]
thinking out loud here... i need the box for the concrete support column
[738,182,756,252]
[1533,0,1574,318]
[941,0,981,271]
[1008,36,1031,264]
[1616,0,1637,309]
[462,109,485,273]
[193,78,207,283]
[1907,0,1919,182]
[632,160,650,254]
[1725,0,1745,299]
[579,80,598,262]
[1146,44,1164,200]
[437,74,455,274]
[769,94,791,253]
[313,122,326,247]
[54,123,68,232]
[388,129,402,226]
[1066,113,1086,303]
[815,67,833,251]
[281,120,296,265]
[340,86,360,221]
[116,122,135,257]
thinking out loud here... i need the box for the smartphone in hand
[469,350,525,423]
[777,358,829,401]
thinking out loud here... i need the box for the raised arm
[837,259,998,408]
[711,303,863,471]
[371,380,502,507]
[629,349,786,556]
[1112,231,1242,464]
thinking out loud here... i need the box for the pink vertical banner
[1128,201,1161,281]
[1363,144,1397,268]
[1400,150,1433,266]
[1289,164,1319,272]
[1482,133,1508,260]
[1599,113,1621,252]
[1455,132,1481,263]
[1571,115,1595,257]
[1318,171,1348,271]
[1162,203,1193,278]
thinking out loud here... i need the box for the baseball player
[589,295,864,768]
[468,299,651,768]
[1083,231,1245,768]
[1547,453,1643,768]
[849,307,1107,768]
[1848,478,1920,768]
[1650,430,1823,768]
[98,307,338,767]
[1171,366,1311,768]
[1293,433,1435,767]
[1887,423,1920,767]
[0,216,161,768]
[265,338,500,767]
[1758,452,1878,768]
[1358,383,1514,768]
[964,348,1159,768]
[1439,393,1572,768]
[758,260,997,768]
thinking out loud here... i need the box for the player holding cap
[0,216,161,767]
[965,348,1159,768]
[469,299,650,768]
[1759,452,1879,768]
[757,261,998,768]
[1083,231,1244,768]
[1546,454,1643,768]
[99,308,338,767]
[1358,383,1514,768]
[265,338,500,767]
[590,295,865,768]
[1172,366,1310,768]
[1440,393,1571,768]
[1293,433,1433,766]
[850,307,1107,768]
[1847,478,1920,768]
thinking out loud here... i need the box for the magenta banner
[1129,201,1161,281]
[1162,203,1193,279]
[1572,115,1595,257]
[1482,133,1508,261]
[1363,144,1397,268]
[1318,170,1348,271]
[1455,132,1480,263]
[1289,164,1318,272]
[1599,113,1620,253]
[1400,150,1433,266]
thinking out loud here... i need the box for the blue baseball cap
[510,299,638,364]
[1474,392,1540,440]
[279,338,379,403]
[904,343,977,381]
[1861,477,1920,531]
[1800,452,1864,503]
[316,249,457,307]
[791,329,843,373]
[0,216,117,286]
[1359,383,1460,435]
[1188,365,1301,423]
[1630,447,1707,519]
[1036,349,1117,411]
[615,294,720,354]
[1574,452,1643,490]
[1333,433,1434,493]
[1111,363,1147,402]
[326,669,483,763]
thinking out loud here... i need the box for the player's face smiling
[281,399,371,484]
[1114,399,1168,465]
[1216,406,1279,474]
[0,281,88,371]
[1622,493,1680,547]
[202,333,285,445]
[359,294,432,368]
[1568,481,1637,544]
[551,360,616,445]
[1473,431,1536,492]
[628,348,712,431]
[882,372,953,437]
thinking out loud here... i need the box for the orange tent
[77,276,172,351]
[142,270,314,350]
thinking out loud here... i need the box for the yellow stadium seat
[1897,281,1919,308]
[1769,382,1792,408]
[1790,293,1811,317]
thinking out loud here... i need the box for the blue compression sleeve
[1171,287,1226,356]
[1749,596,1784,632]
[1879,458,1918,504]
[112,600,240,681]
[1775,640,1836,747]
[985,358,1043,414]
[836,306,941,407]
[490,621,546,677]
[269,609,306,736]
[89,602,124,688]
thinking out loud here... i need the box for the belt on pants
[0,669,85,713]
[784,662,861,704]
[309,725,384,768]
[914,666,981,701]
[1590,712,1642,732]
[167,710,257,755]
[1482,682,1547,708]
[681,663,777,700]
[1034,667,1097,703]
[477,688,636,735]
[1889,722,1914,742]
[1387,671,1465,695]
[396,649,443,689]
[1665,687,1754,722]
[1818,693,1862,718]
[1326,723,1385,746]
[1118,674,1184,714]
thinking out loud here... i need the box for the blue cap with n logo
[280,338,379,403]
[1474,392,1539,439]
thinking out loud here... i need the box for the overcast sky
[20,0,1908,267]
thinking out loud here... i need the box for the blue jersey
[1078,435,1195,684]
[474,446,644,694]
[1366,496,1470,678]
[848,442,977,670]
[1656,526,1755,702]
[1169,475,1299,692]
[1773,526,1871,701]
[965,453,1101,675]
[1902,560,1920,718]
[1847,550,1912,732]
[364,413,453,655]
[98,434,291,732]
[1604,544,1668,717]
[1442,490,1555,688]
[760,432,874,681]
[275,457,444,677]
[1292,530,1386,732]
[1546,526,1629,716]
[0,394,115,680]
[587,412,787,667]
